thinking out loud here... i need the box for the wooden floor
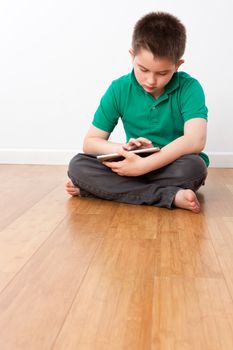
[0,165,233,350]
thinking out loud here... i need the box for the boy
[66,12,208,213]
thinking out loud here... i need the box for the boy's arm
[142,118,207,172]
[104,118,207,176]
[83,125,154,155]
[83,125,123,154]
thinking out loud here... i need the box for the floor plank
[0,165,66,231]
[0,185,70,292]
[151,277,233,350]
[0,211,103,350]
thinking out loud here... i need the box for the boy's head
[130,12,186,97]
[132,12,186,63]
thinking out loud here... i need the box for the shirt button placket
[150,105,159,122]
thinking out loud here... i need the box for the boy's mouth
[144,85,156,91]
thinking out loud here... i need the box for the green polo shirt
[92,70,209,166]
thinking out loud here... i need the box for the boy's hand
[103,149,147,176]
[123,137,153,151]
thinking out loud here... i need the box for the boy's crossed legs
[66,154,207,213]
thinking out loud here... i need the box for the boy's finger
[117,149,135,158]
[103,161,116,168]
[103,162,121,172]
[128,138,141,146]
[122,144,129,150]
[137,137,152,144]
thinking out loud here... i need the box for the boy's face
[129,48,184,97]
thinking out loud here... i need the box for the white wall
[0,0,232,166]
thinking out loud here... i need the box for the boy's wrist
[134,156,154,176]
[140,154,160,173]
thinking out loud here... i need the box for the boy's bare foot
[173,189,201,213]
[65,180,80,196]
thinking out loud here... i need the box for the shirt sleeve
[92,82,121,132]
[180,78,208,122]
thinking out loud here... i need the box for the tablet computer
[96,147,160,162]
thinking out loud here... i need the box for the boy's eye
[139,67,168,76]
[140,68,148,72]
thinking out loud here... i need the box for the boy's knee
[68,153,102,181]
[177,154,207,180]
[68,153,85,179]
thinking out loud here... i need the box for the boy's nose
[147,76,157,85]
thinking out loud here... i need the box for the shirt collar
[164,72,179,94]
[130,69,143,90]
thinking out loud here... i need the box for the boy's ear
[175,59,185,71]
[129,48,135,60]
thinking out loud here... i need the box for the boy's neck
[152,88,164,99]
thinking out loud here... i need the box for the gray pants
[68,153,207,209]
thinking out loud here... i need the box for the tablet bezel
[96,147,160,162]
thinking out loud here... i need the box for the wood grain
[0,166,233,350]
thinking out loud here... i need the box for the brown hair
[132,12,186,62]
